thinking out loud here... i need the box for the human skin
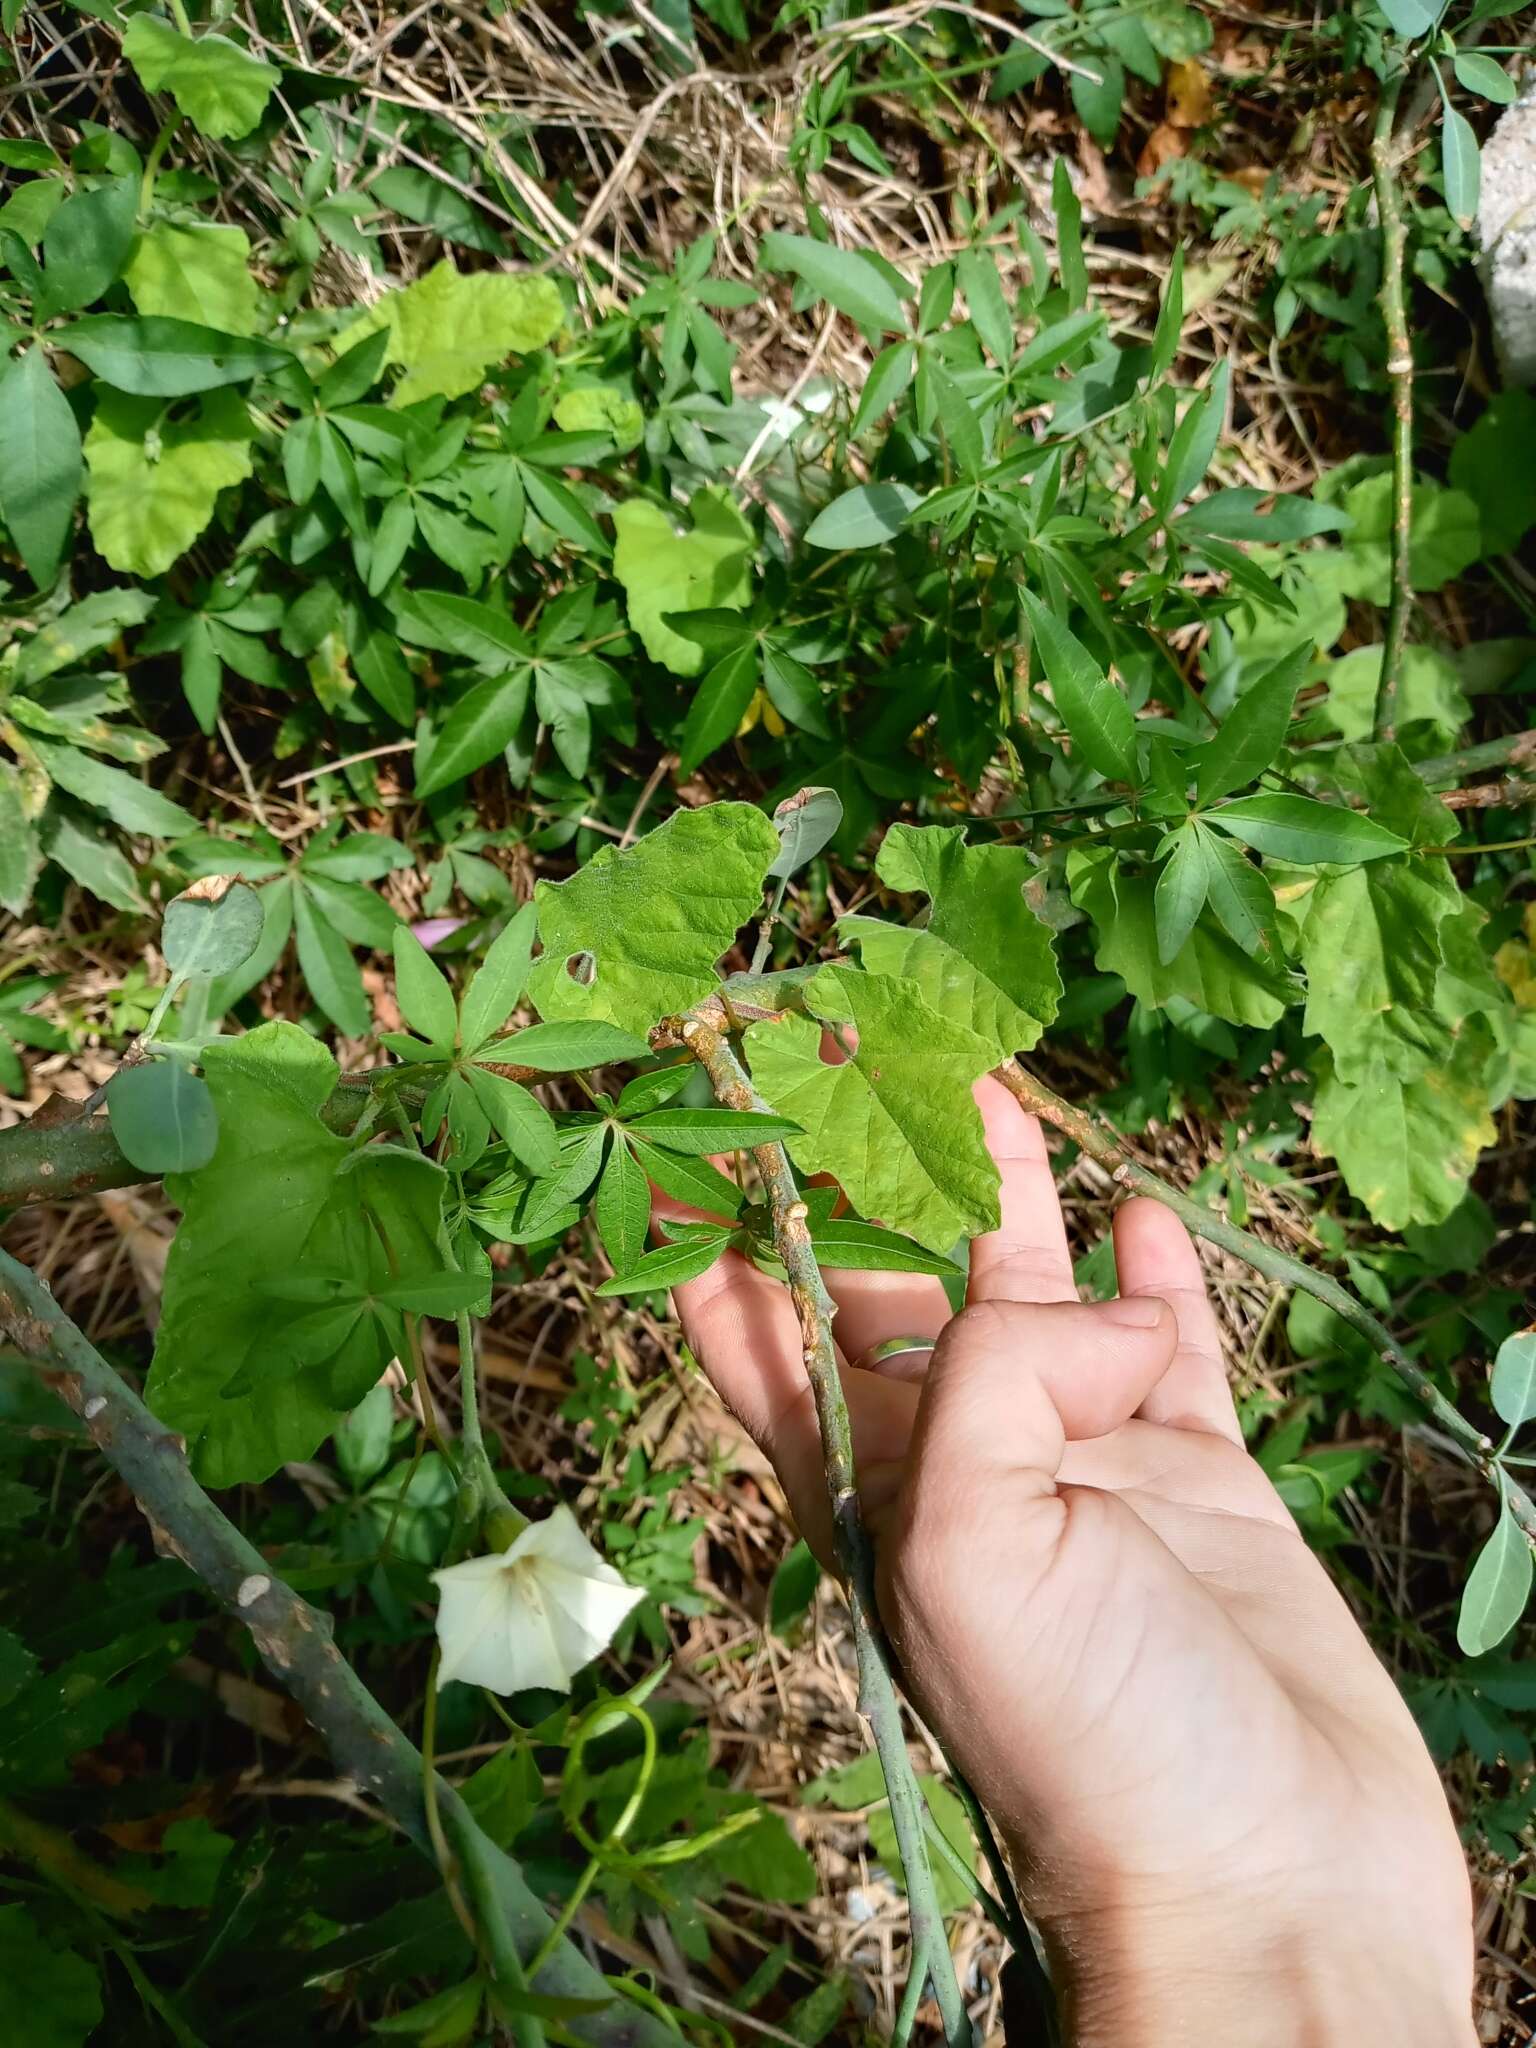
[664,1077,1477,2044]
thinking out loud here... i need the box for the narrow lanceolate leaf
[804,482,922,551]
[0,762,42,915]
[107,1062,219,1175]
[1019,588,1138,784]
[459,903,536,1053]
[393,925,459,1051]
[496,1020,650,1070]
[758,232,909,334]
[850,340,915,435]
[58,315,289,394]
[415,667,531,798]
[1207,795,1408,866]
[1160,361,1229,514]
[1491,1331,1536,1430]
[594,1228,733,1296]
[808,1218,965,1281]
[1456,1504,1534,1657]
[1440,103,1481,229]
[293,885,370,1040]
[625,1107,804,1156]
[0,344,81,587]
[1201,830,1276,959]
[462,1065,557,1175]
[1194,643,1309,804]
[679,641,759,774]
[1154,827,1210,966]
[594,1138,651,1274]
[629,1138,744,1220]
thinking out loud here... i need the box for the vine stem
[671,1015,974,2048]
[0,1249,680,2048]
[1369,61,1412,744]
[991,1058,1536,1551]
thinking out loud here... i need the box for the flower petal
[435,1568,520,1690]
[539,1563,646,1672]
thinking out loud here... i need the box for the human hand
[666,1078,1476,2046]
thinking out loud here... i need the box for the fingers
[823,1268,949,1372]
[1112,1198,1240,1443]
[908,1296,1180,1491]
[966,1077,1077,1306]
[668,1243,918,1555]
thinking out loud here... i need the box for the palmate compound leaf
[1311,1021,1499,1233]
[528,802,779,1036]
[611,488,754,675]
[1067,844,1294,1029]
[839,823,1061,1058]
[146,1022,445,1485]
[334,259,564,406]
[744,967,1000,1254]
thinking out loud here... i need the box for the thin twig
[670,1014,975,2048]
[1369,63,1412,743]
[0,1250,681,2048]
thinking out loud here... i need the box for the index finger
[966,1076,1078,1306]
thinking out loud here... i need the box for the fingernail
[1100,1296,1167,1328]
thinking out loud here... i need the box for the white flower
[430,1506,644,1694]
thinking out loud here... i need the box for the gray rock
[1480,87,1536,387]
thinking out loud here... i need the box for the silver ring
[858,1335,937,1381]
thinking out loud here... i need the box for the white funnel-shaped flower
[431,1505,645,1693]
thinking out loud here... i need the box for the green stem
[0,1249,680,2048]
[674,1016,975,2048]
[165,0,194,35]
[1369,62,1412,743]
[992,1059,1536,1554]
[138,114,181,216]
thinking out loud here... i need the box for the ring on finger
[856,1335,937,1381]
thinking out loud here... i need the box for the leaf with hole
[529,803,778,1035]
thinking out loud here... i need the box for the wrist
[1026,1878,1476,2048]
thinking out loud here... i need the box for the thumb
[905,1295,1178,1495]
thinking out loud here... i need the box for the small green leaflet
[1206,795,1407,866]
[459,905,536,1053]
[1153,826,1209,966]
[528,802,779,1035]
[758,232,910,335]
[1193,644,1308,804]
[622,1107,802,1155]
[804,482,923,551]
[1456,1502,1533,1658]
[107,1061,219,1175]
[0,344,82,588]
[595,1226,733,1296]
[501,1020,651,1070]
[60,315,289,395]
[768,787,843,880]
[1019,588,1138,783]
[1491,1331,1536,1430]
